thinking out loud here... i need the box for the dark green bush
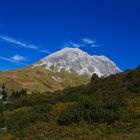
[6,104,52,131]
[58,93,126,125]
[91,73,99,82]
[0,101,5,127]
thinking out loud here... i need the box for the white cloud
[0,55,29,65]
[82,38,99,48]
[0,35,52,55]
[63,41,84,49]
[82,38,96,45]
[62,42,80,48]
[0,36,38,50]
[0,35,52,54]
[68,42,82,48]
[0,57,15,63]
[11,55,29,62]
[91,44,98,48]
[63,38,99,49]
[40,49,51,54]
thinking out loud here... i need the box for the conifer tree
[91,73,99,82]
[1,84,7,100]
[0,101,5,127]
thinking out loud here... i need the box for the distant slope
[0,66,89,94]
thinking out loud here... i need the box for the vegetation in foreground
[0,66,140,140]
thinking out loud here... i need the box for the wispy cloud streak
[40,49,51,54]
[0,36,38,49]
[64,38,99,49]
[82,38,98,47]
[0,35,51,54]
[0,56,15,63]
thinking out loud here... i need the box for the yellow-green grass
[0,67,89,95]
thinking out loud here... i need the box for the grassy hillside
[0,66,89,94]
[0,66,140,140]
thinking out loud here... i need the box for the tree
[1,84,7,101]
[20,88,27,96]
[10,89,27,99]
[2,84,5,91]
[91,73,99,82]
[0,101,5,127]
[10,90,19,99]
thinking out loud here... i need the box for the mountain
[33,47,121,77]
[0,47,121,93]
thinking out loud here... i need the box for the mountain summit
[33,47,121,77]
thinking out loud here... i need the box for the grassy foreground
[0,66,140,140]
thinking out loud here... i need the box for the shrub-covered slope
[0,66,140,140]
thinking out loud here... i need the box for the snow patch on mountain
[52,76,64,83]
[33,47,121,77]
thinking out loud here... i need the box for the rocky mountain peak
[33,47,121,77]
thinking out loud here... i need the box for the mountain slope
[33,47,121,77]
[0,47,121,93]
[2,66,140,140]
[0,67,89,94]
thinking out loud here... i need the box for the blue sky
[0,0,140,71]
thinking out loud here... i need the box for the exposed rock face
[33,47,121,77]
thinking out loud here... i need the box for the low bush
[58,93,126,125]
[6,104,52,131]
